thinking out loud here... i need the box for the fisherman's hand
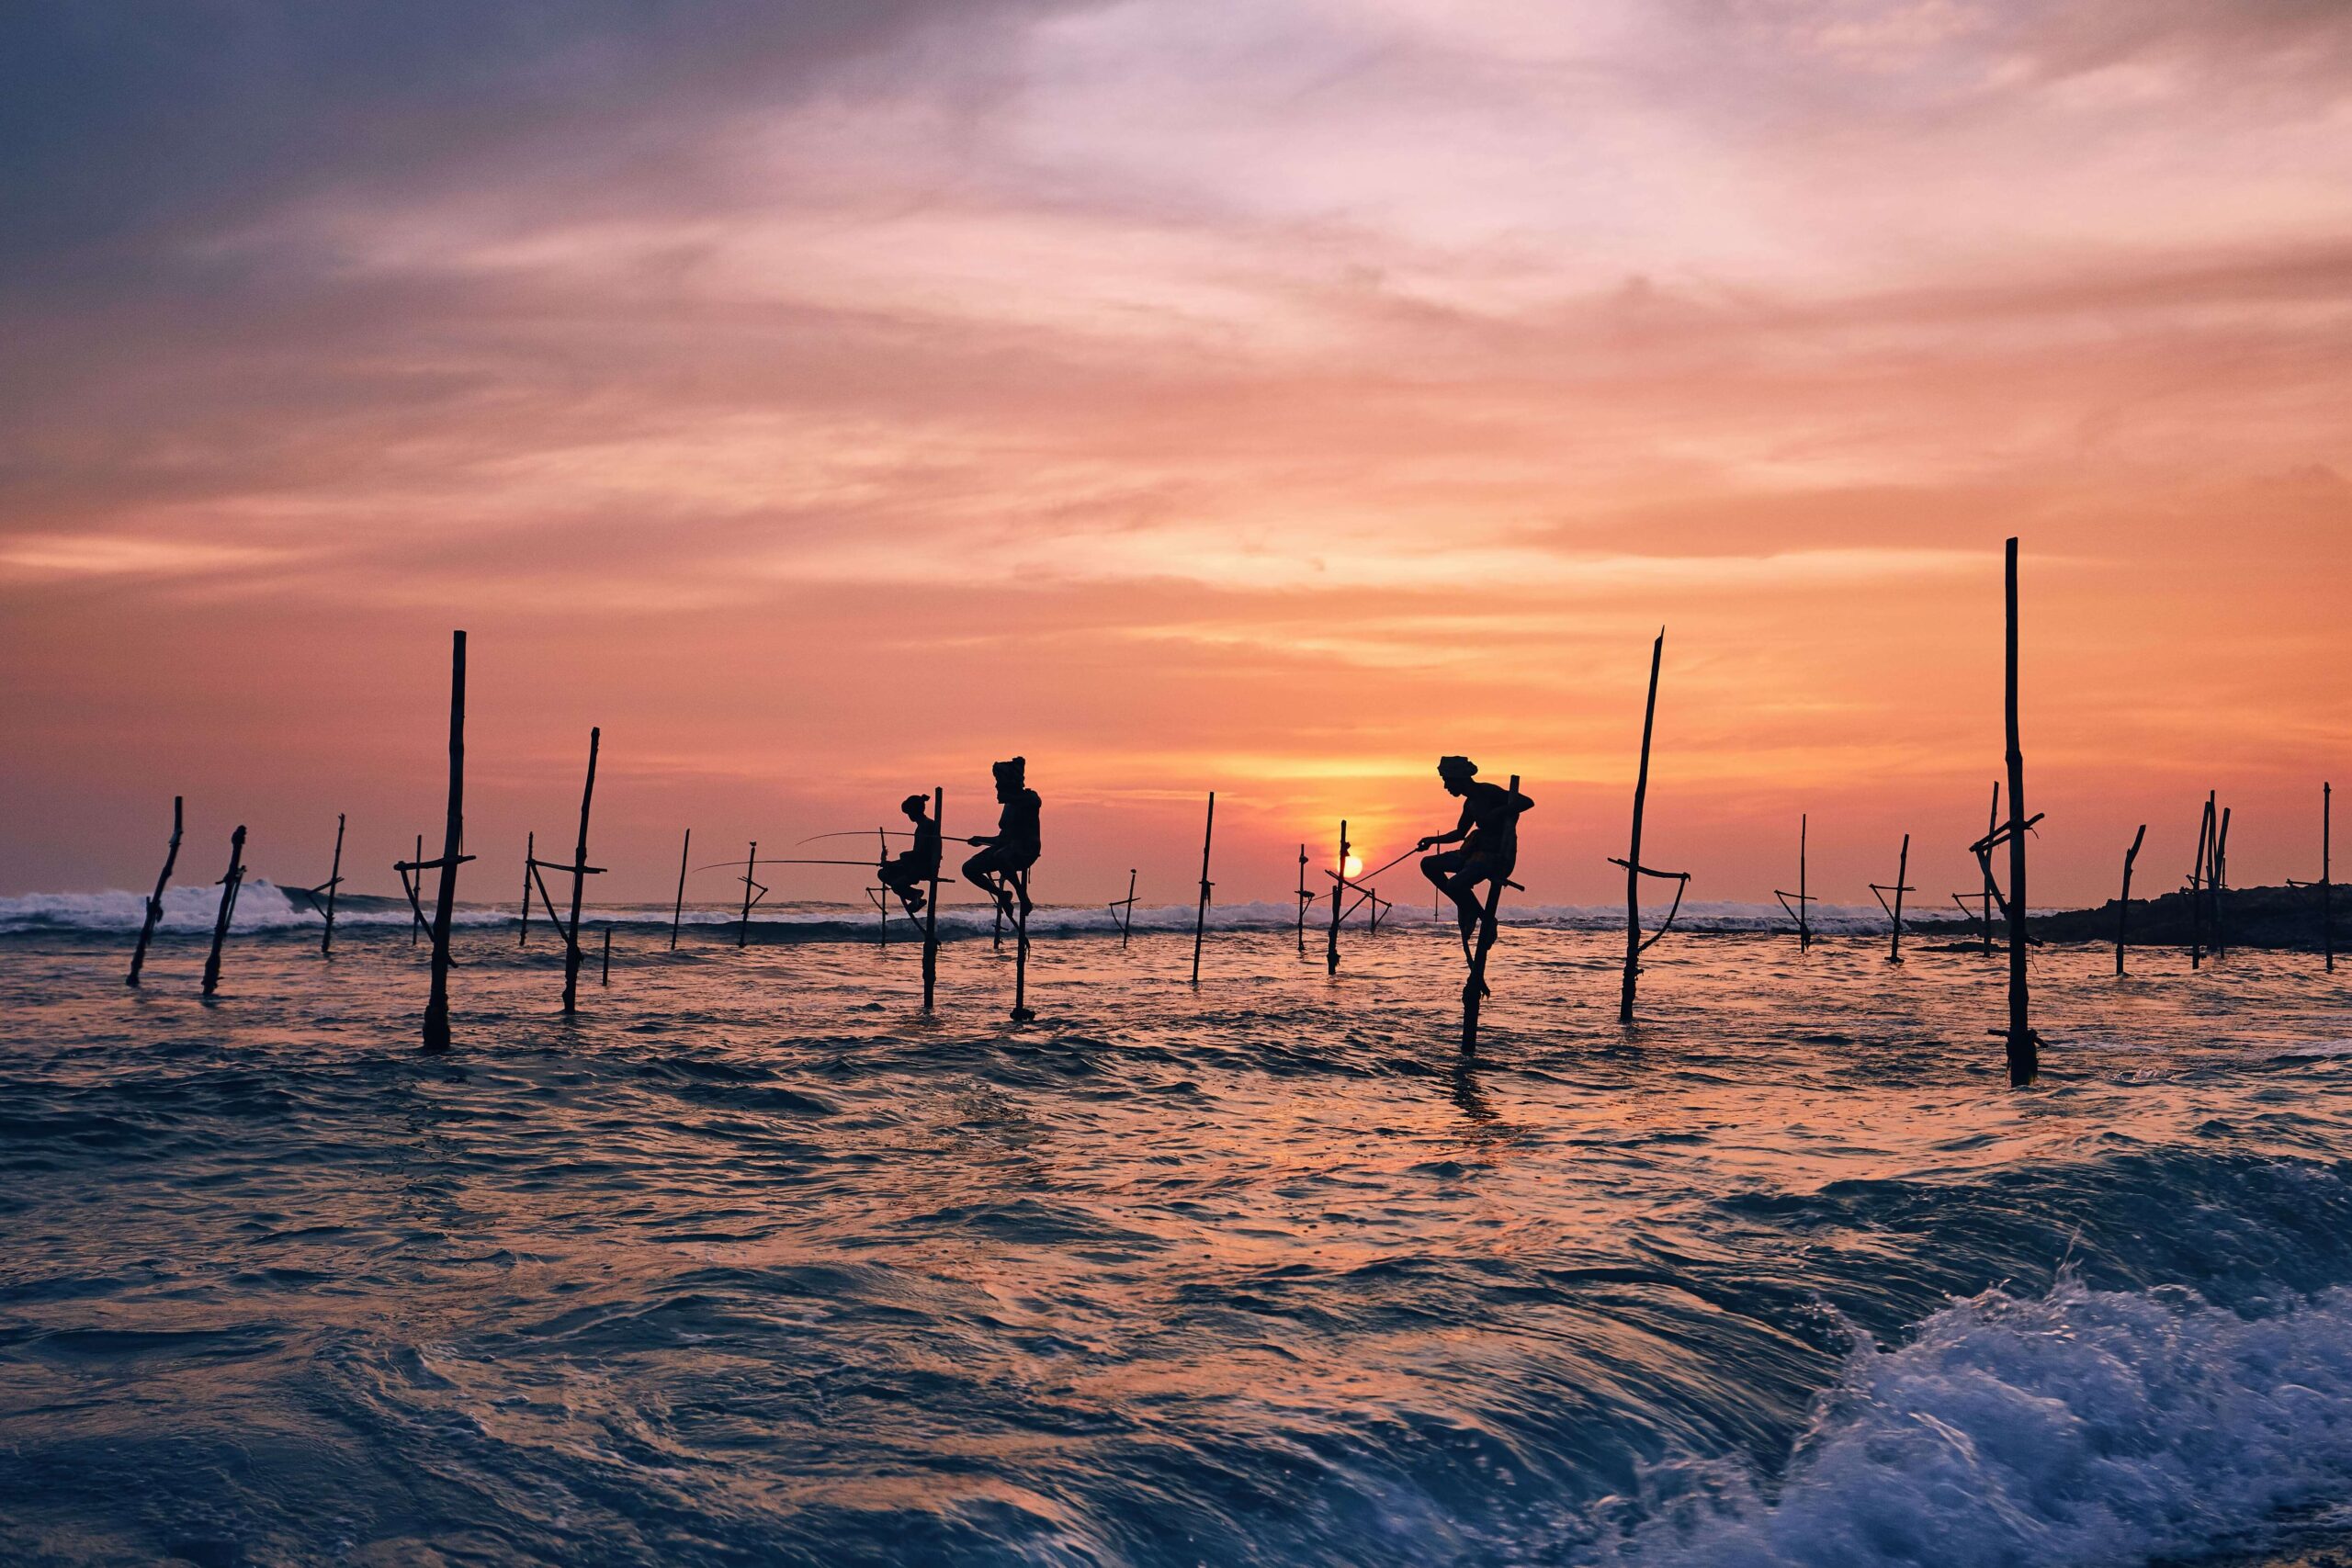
[1416,837,1435,852]
[967,837,988,846]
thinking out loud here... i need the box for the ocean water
[4,889,2350,1568]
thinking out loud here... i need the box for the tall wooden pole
[1887,834,1911,964]
[2116,823,2146,976]
[320,813,346,957]
[672,828,691,952]
[422,630,467,1051]
[1191,792,1216,986]
[128,795,184,987]
[1981,784,1999,955]
[601,925,612,986]
[1010,869,1034,1022]
[739,840,757,949]
[2002,538,2035,1088]
[560,727,599,1014]
[411,833,424,945]
[519,832,534,946]
[1120,869,1137,948]
[1799,814,1809,953]
[1325,820,1349,976]
[1461,774,1519,1055]
[2189,797,2212,969]
[1619,630,1664,1025]
[922,787,944,1010]
[2326,783,2335,974]
[201,825,247,998]
[2211,806,2233,959]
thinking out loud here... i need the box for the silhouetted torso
[1455,781,1525,859]
[998,790,1042,863]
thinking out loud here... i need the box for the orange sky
[2,1,2347,909]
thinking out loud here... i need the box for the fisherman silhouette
[962,757,1042,923]
[1418,756,1532,962]
[876,794,941,915]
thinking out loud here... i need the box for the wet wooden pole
[128,795,184,987]
[1010,868,1035,1022]
[2001,537,2035,1088]
[1775,815,1815,952]
[421,630,468,1051]
[671,828,690,952]
[519,832,534,946]
[201,825,247,998]
[317,813,346,958]
[921,787,944,1011]
[601,925,612,986]
[411,833,425,946]
[560,728,600,1013]
[1619,630,1663,1025]
[1296,844,1308,953]
[1111,869,1137,948]
[1461,774,1519,1055]
[738,840,759,949]
[1325,820,1349,976]
[2115,823,2146,976]
[2328,784,2336,974]
[1980,784,1999,955]
[1871,833,1914,964]
[2189,796,2212,969]
[2211,805,2233,959]
[1191,792,1216,986]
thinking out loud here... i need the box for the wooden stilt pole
[671,828,690,952]
[2189,796,2212,969]
[1619,630,1664,1024]
[1325,820,1349,976]
[739,840,759,948]
[993,896,1003,952]
[1870,833,1914,964]
[411,833,424,945]
[922,788,944,1011]
[1114,868,1137,948]
[1799,815,1809,953]
[519,832,534,946]
[1981,784,1999,955]
[1461,774,1519,1055]
[1191,792,1215,986]
[2001,537,2035,1088]
[318,813,346,958]
[128,795,184,987]
[2328,784,2336,974]
[201,825,247,998]
[560,728,600,1013]
[421,630,468,1051]
[601,925,611,986]
[2212,806,2233,959]
[1010,868,1035,1022]
[2116,823,2146,976]
[1296,844,1308,953]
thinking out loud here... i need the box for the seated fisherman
[1417,756,1533,960]
[876,794,941,914]
[962,757,1042,922]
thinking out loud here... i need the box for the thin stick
[1461,774,1519,1055]
[1799,814,1809,952]
[922,787,944,1011]
[2328,783,2336,974]
[2001,537,2035,1088]
[201,825,247,998]
[2116,823,2146,976]
[1325,820,1349,976]
[1191,792,1215,986]
[1620,629,1663,1024]
[1981,783,1999,956]
[1112,869,1137,948]
[672,828,690,952]
[520,832,534,946]
[319,813,345,958]
[2212,806,2232,959]
[561,728,600,1013]
[739,840,759,948]
[128,795,184,987]
[1010,868,1035,1021]
[412,833,424,945]
[601,924,611,986]
[2189,795,2212,969]
[1296,843,1307,953]
[1867,833,1914,964]
[422,630,467,1051]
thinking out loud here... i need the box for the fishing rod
[694,858,883,873]
[797,829,913,845]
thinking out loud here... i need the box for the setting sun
[1343,854,1364,879]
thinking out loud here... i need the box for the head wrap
[1437,755,1477,780]
[991,757,1026,785]
[900,794,929,815]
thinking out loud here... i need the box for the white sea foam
[0,881,509,934]
[1603,1279,2352,1568]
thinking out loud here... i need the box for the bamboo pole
[1620,630,1664,1024]
[1110,869,1137,948]
[560,728,599,1013]
[2116,823,2146,976]
[1296,844,1307,953]
[1461,774,1519,1055]
[1191,792,1215,986]
[671,828,690,952]
[201,825,247,998]
[1870,833,1914,964]
[318,813,346,958]
[1980,784,1998,956]
[2328,784,2336,974]
[2189,796,2212,969]
[739,840,758,949]
[411,833,424,945]
[922,787,944,1011]
[601,925,611,986]
[422,630,467,1051]
[2001,537,2035,1088]
[1325,820,1349,976]
[1799,814,1809,952]
[128,795,184,987]
[1010,868,1035,1022]
[2212,806,2233,959]
[519,832,534,946]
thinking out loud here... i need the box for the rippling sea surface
[6,895,2352,1568]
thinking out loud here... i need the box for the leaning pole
[423,629,468,1053]
[2002,540,2036,1087]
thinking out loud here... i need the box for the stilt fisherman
[1417,756,1532,961]
[962,757,1042,922]
[876,794,941,915]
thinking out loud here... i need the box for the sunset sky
[3,1,2347,909]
